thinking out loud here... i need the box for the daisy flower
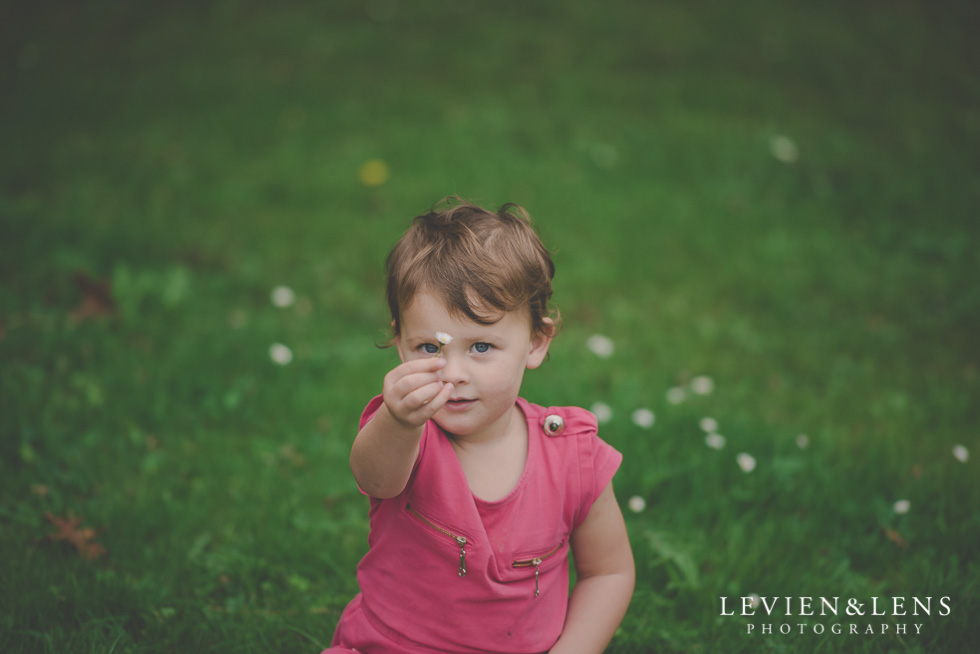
[705,433,726,450]
[632,408,655,429]
[435,331,453,355]
[590,402,613,424]
[769,135,799,163]
[271,285,296,308]
[690,375,714,395]
[699,417,718,433]
[269,343,293,365]
[587,334,615,358]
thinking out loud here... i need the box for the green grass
[2,0,979,652]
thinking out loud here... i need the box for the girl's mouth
[444,398,476,412]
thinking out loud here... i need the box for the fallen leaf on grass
[45,512,107,560]
[882,526,907,549]
[69,272,116,323]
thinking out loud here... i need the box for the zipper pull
[532,557,542,597]
[456,536,468,577]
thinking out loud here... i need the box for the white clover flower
[590,402,613,424]
[632,408,655,429]
[893,499,910,515]
[748,593,761,610]
[769,135,799,163]
[690,375,714,395]
[736,452,756,473]
[587,334,615,358]
[269,343,293,365]
[271,285,296,308]
[628,495,646,513]
[796,434,810,449]
[699,417,718,433]
[666,386,686,405]
[953,445,969,463]
[705,433,726,450]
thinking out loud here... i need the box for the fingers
[383,358,453,427]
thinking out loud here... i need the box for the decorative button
[543,414,565,436]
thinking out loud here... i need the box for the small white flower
[748,593,761,610]
[269,343,293,365]
[953,445,969,463]
[736,452,756,473]
[796,434,810,449]
[632,408,655,429]
[628,495,646,513]
[666,386,686,405]
[587,334,615,358]
[893,499,910,515]
[699,417,718,433]
[590,402,613,424]
[769,135,799,163]
[690,375,714,395]
[705,433,726,450]
[271,285,296,308]
[434,331,453,355]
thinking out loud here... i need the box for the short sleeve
[359,395,386,430]
[574,431,623,529]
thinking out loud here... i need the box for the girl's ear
[526,318,555,370]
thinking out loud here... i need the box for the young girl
[325,199,634,654]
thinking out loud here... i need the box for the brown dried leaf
[69,272,116,323]
[883,526,907,549]
[45,512,107,560]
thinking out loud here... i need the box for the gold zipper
[406,503,468,577]
[513,541,563,597]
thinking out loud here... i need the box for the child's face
[395,290,553,442]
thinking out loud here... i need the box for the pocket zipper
[513,541,563,597]
[406,503,468,577]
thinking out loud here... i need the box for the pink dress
[323,396,622,654]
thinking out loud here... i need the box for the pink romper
[324,395,622,654]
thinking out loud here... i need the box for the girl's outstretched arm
[350,357,453,498]
[550,482,635,654]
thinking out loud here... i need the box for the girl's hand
[382,357,454,429]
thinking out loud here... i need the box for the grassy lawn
[2,1,978,652]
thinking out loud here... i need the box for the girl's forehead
[400,291,530,334]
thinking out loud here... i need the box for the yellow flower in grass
[359,159,389,186]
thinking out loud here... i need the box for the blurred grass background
[1,0,978,652]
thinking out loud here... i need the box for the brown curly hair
[385,197,559,341]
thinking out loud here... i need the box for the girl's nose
[440,352,469,385]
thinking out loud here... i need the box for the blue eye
[421,343,439,354]
[473,342,491,353]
